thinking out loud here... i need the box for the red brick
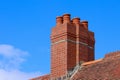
[51,14,95,79]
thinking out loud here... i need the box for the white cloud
[0,44,28,70]
[0,44,41,80]
[0,69,41,80]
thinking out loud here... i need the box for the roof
[71,51,120,80]
[30,74,50,80]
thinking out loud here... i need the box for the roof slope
[71,51,120,80]
[30,74,50,80]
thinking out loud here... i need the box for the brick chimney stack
[51,14,95,79]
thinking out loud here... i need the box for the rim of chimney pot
[81,20,88,23]
[63,13,71,17]
[72,17,80,20]
[56,16,63,19]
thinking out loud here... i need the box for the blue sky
[0,0,120,80]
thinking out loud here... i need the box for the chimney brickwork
[50,14,95,79]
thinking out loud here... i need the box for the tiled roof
[30,74,50,80]
[71,51,120,80]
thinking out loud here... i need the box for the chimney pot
[56,16,63,26]
[81,21,88,29]
[72,17,80,26]
[63,14,71,23]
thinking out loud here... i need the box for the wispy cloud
[0,44,28,70]
[0,69,41,80]
[0,44,41,80]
